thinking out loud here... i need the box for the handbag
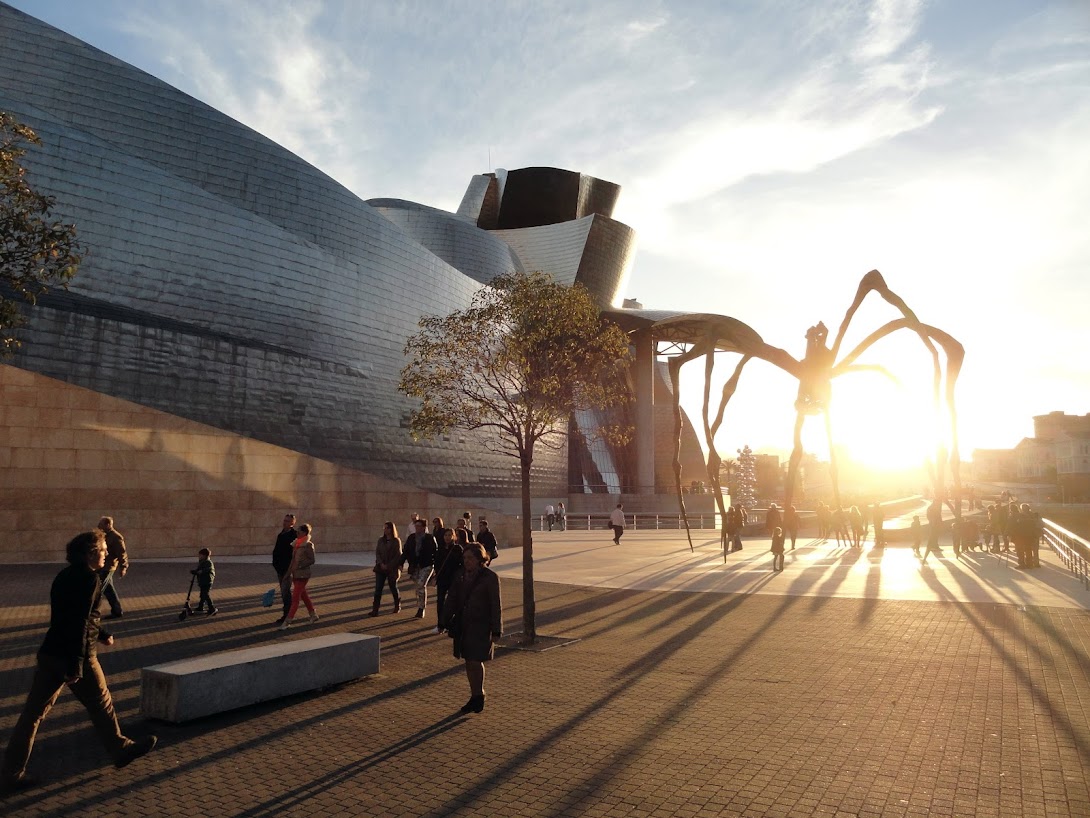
[261,588,276,607]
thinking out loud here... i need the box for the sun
[808,342,950,472]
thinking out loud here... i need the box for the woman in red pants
[279,523,318,629]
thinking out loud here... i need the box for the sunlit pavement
[212,527,1090,609]
[485,529,1090,610]
[4,532,1090,816]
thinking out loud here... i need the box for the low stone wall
[141,633,381,722]
[0,365,515,562]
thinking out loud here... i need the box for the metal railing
[1042,517,1090,590]
[536,513,724,532]
[534,511,821,532]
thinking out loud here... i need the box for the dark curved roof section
[603,308,762,349]
[496,167,621,229]
[605,308,801,376]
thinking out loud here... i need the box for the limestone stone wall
[0,365,515,563]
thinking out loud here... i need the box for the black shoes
[0,773,37,793]
[106,612,124,620]
[415,608,425,619]
[460,695,485,715]
[115,735,158,769]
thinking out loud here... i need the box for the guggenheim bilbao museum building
[0,4,712,553]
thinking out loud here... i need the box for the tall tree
[1,111,82,356]
[399,271,632,640]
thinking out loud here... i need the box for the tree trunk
[520,447,536,642]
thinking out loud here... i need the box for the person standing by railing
[1012,504,1043,569]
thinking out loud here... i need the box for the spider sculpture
[659,270,964,558]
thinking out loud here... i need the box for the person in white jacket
[609,504,626,545]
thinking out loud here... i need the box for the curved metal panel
[369,199,524,282]
[0,4,567,498]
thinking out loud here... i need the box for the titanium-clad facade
[0,3,647,498]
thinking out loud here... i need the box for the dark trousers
[276,569,292,616]
[923,534,942,559]
[98,568,123,616]
[436,580,452,626]
[2,653,129,780]
[611,525,624,543]
[1015,541,1039,568]
[197,586,214,611]
[373,571,400,607]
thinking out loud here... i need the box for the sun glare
[816,344,950,472]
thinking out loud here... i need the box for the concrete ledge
[140,633,380,722]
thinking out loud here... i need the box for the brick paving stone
[1,561,1090,816]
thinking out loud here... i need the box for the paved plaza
[2,531,1090,817]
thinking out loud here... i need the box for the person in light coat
[609,503,626,544]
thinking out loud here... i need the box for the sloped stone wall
[0,365,515,563]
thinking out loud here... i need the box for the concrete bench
[140,633,380,722]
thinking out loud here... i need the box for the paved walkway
[1,531,1089,817]
[490,530,1090,610]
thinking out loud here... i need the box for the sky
[8,0,1090,469]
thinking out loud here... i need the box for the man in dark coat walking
[1,530,156,790]
[272,514,298,626]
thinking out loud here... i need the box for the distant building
[1014,437,1054,481]
[1055,434,1090,501]
[971,449,1018,482]
[1034,411,1090,442]
[972,412,1090,502]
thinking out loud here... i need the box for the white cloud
[120,0,371,190]
[855,0,925,62]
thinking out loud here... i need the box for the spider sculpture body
[659,270,964,558]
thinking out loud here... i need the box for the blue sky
[8,0,1090,467]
